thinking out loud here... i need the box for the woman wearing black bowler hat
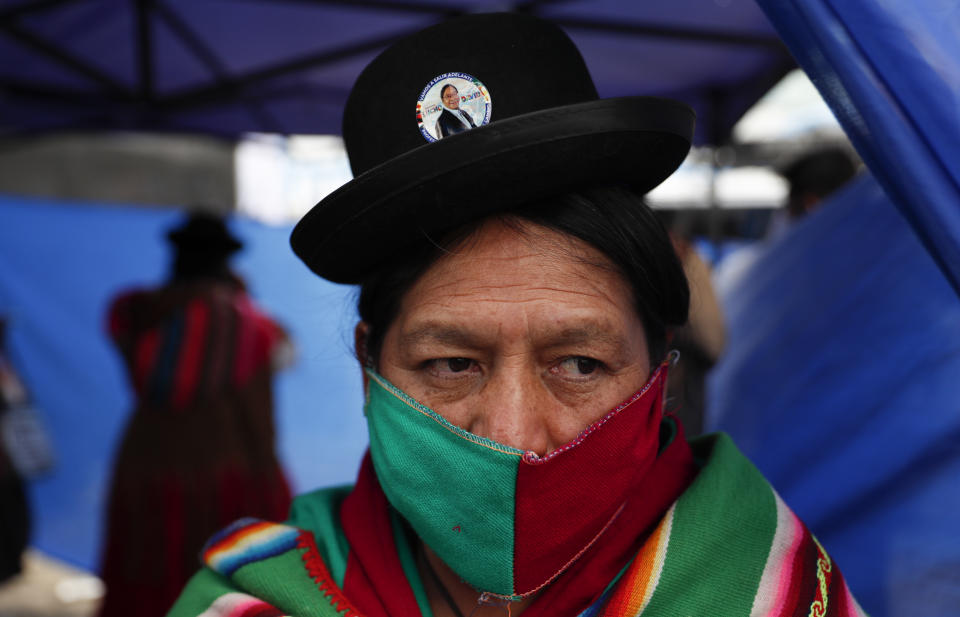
[169,13,865,617]
[98,213,293,617]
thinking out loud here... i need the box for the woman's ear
[354,321,372,390]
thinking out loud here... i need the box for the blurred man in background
[782,147,858,220]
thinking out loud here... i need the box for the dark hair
[440,84,458,99]
[357,185,689,368]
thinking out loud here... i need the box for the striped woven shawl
[167,433,867,617]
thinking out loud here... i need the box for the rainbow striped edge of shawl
[589,505,675,616]
[202,518,302,578]
[580,435,867,617]
[750,490,808,616]
[587,492,866,617]
[749,492,868,617]
[197,592,288,617]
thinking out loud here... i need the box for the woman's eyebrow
[398,324,485,348]
[400,323,631,350]
[543,326,631,352]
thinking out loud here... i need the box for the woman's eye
[558,356,600,376]
[425,357,477,375]
[446,357,473,372]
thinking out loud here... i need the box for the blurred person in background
[782,147,858,221]
[0,318,32,584]
[714,146,859,298]
[97,213,293,617]
[657,212,727,436]
[669,235,726,435]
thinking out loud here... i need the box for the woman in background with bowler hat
[98,213,292,617]
[170,14,865,617]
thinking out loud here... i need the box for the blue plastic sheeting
[756,0,960,297]
[0,195,368,571]
[707,174,960,617]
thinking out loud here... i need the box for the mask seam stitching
[523,362,667,465]
[367,371,524,457]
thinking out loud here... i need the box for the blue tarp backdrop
[757,0,960,299]
[708,174,960,617]
[719,2,960,615]
[0,195,368,572]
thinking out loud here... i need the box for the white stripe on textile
[198,592,286,617]
[749,490,804,617]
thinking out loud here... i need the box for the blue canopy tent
[0,0,794,143]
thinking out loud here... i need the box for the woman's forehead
[391,220,640,332]
[435,217,613,268]
[413,220,615,284]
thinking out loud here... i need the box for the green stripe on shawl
[391,509,436,617]
[287,484,353,586]
[229,548,346,616]
[364,371,521,595]
[168,569,237,617]
[640,433,778,615]
[168,548,346,617]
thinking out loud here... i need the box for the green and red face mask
[363,363,669,600]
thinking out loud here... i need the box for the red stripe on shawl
[826,561,852,617]
[107,291,139,340]
[809,541,833,617]
[781,528,821,616]
[203,296,232,399]
[172,298,210,409]
[132,328,161,395]
[298,532,363,617]
[340,454,423,617]
[231,297,256,386]
[230,296,276,387]
[513,377,665,595]
[520,417,696,617]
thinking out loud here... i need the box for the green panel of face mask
[364,371,523,595]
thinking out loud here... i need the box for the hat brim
[292,96,694,284]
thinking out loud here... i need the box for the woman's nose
[467,368,554,456]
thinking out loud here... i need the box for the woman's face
[373,219,651,456]
[441,86,460,109]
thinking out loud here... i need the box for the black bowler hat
[291,12,695,284]
[167,212,243,255]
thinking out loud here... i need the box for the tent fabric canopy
[0,0,794,144]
